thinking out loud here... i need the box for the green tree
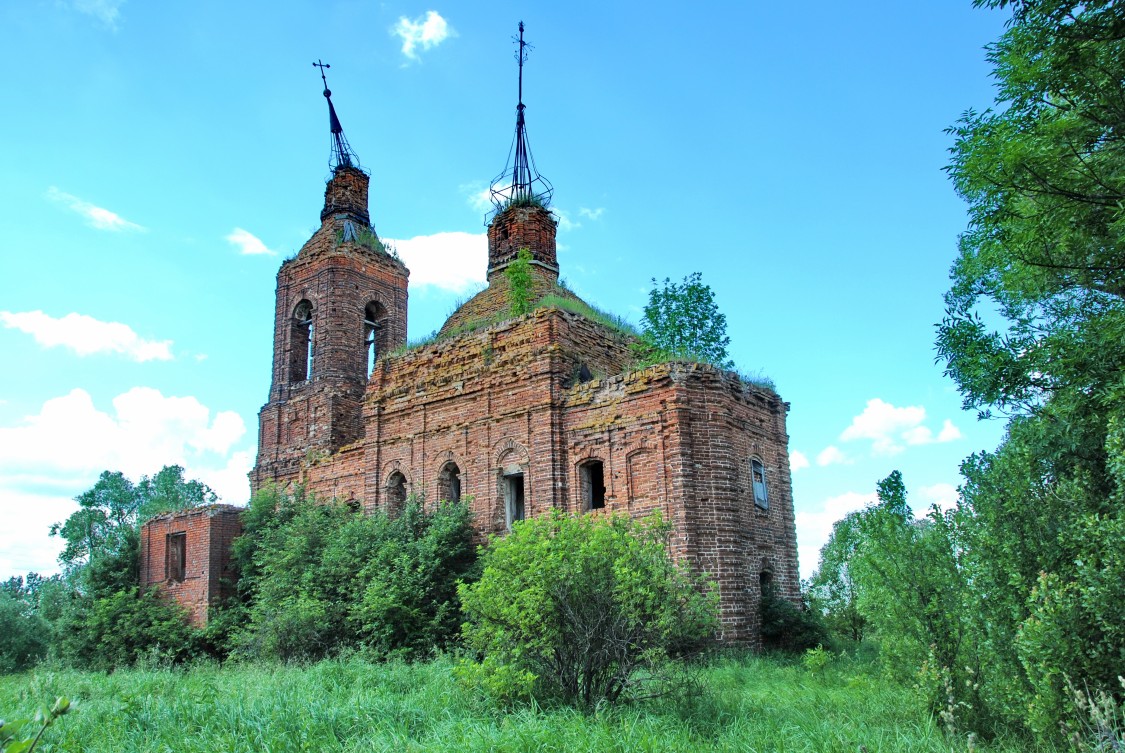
[638,272,732,368]
[45,466,214,669]
[939,0,1125,740]
[0,591,49,674]
[51,466,215,574]
[458,511,717,708]
[805,511,867,644]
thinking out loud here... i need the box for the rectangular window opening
[505,473,525,528]
[582,461,606,510]
[752,460,769,510]
[166,532,186,583]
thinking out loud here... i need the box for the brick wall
[306,308,798,644]
[139,505,243,627]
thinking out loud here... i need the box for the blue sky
[0,1,1012,579]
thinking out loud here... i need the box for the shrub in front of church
[230,488,477,661]
[457,511,718,708]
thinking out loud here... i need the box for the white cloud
[816,445,849,467]
[393,11,455,61]
[70,0,123,29]
[226,227,276,256]
[917,482,960,514]
[0,310,173,362]
[462,183,494,214]
[0,387,251,577]
[387,232,487,293]
[789,450,809,472]
[0,491,75,578]
[554,208,581,232]
[795,491,876,578]
[840,398,961,455]
[937,419,963,443]
[578,207,605,221]
[46,187,143,231]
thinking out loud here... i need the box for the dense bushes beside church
[226,486,477,661]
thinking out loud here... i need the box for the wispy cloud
[387,231,487,293]
[0,310,172,362]
[789,450,810,472]
[461,182,494,214]
[70,0,124,29]
[816,445,849,467]
[917,482,960,514]
[554,208,580,232]
[393,11,455,61]
[226,228,276,256]
[840,398,961,455]
[46,187,144,231]
[578,207,605,221]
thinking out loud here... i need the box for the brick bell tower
[251,63,408,491]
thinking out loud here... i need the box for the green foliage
[936,1,1125,742]
[27,466,217,671]
[809,472,979,726]
[458,511,718,708]
[801,645,833,677]
[51,466,215,574]
[758,585,828,654]
[805,512,867,643]
[851,475,971,702]
[0,697,71,753]
[637,272,733,369]
[0,593,48,675]
[505,247,534,317]
[231,486,477,661]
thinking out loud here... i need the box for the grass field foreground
[0,654,1043,752]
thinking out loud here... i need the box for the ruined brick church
[141,42,800,644]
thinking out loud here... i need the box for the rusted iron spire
[489,22,553,212]
[313,59,360,170]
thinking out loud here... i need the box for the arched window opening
[751,458,769,510]
[386,471,407,517]
[579,460,606,510]
[290,300,314,382]
[759,570,774,597]
[504,471,525,530]
[439,462,462,503]
[364,301,385,376]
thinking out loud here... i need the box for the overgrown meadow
[1,653,1038,753]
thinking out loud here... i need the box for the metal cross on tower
[313,59,359,170]
[489,21,553,212]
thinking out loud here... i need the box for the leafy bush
[458,511,718,708]
[759,585,827,653]
[231,487,477,661]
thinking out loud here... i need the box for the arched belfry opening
[364,301,387,376]
[290,300,314,382]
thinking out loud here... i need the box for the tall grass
[0,654,1045,752]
